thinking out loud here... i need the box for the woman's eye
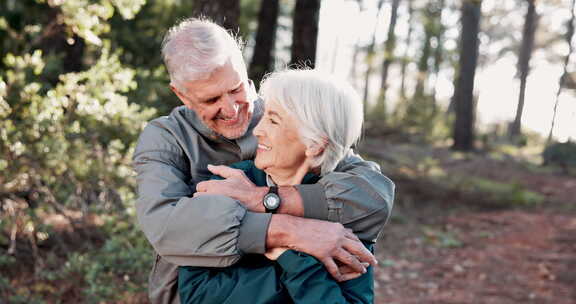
[269,118,278,125]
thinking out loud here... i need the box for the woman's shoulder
[228,160,255,171]
[226,160,267,186]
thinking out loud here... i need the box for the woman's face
[253,100,309,175]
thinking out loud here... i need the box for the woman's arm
[276,244,375,304]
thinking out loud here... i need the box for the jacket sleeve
[133,122,271,267]
[296,150,395,242]
[277,247,374,304]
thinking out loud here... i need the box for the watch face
[264,194,280,209]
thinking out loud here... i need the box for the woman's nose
[253,119,264,137]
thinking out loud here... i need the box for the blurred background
[1,0,575,303]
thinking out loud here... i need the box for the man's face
[171,60,253,139]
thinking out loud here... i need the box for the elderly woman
[178,69,389,303]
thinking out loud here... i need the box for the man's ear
[170,83,193,109]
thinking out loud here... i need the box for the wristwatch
[263,186,281,213]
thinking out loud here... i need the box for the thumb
[207,164,240,179]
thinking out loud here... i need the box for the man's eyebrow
[201,94,221,103]
[231,82,243,91]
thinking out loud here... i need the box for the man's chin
[217,124,249,140]
[216,114,251,139]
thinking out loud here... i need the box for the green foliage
[385,94,452,143]
[422,226,463,248]
[0,0,168,302]
[543,141,576,173]
[450,176,545,207]
[62,217,152,302]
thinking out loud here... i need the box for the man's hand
[264,247,289,260]
[195,165,267,212]
[267,215,378,282]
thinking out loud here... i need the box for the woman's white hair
[259,69,364,175]
[161,18,246,92]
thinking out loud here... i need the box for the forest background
[1,0,575,303]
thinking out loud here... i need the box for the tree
[414,2,444,101]
[452,0,482,151]
[509,0,538,139]
[249,0,280,86]
[0,0,154,300]
[431,0,447,106]
[399,0,415,99]
[362,0,385,115]
[192,0,241,31]
[375,0,402,117]
[548,0,576,143]
[290,0,321,67]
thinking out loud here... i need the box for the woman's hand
[264,247,289,260]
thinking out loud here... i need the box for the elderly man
[133,18,394,304]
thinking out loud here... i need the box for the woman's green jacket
[178,160,375,304]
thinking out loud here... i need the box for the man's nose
[220,94,239,118]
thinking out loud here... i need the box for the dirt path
[374,210,576,303]
[361,143,576,303]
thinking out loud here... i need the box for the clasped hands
[195,164,377,282]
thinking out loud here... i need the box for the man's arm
[134,122,374,273]
[199,150,395,242]
[133,122,271,267]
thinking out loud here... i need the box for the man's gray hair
[259,69,364,175]
[161,18,246,91]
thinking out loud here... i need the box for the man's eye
[231,87,243,94]
[206,97,219,103]
[269,118,278,125]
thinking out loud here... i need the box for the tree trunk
[413,30,432,100]
[431,0,446,110]
[399,0,415,99]
[192,0,240,32]
[249,0,280,86]
[362,0,385,115]
[548,0,576,143]
[452,0,482,151]
[414,3,439,100]
[378,0,402,104]
[290,0,321,68]
[510,0,538,139]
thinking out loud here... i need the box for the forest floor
[360,141,576,304]
[4,141,575,303]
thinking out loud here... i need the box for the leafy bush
[543,141,576,173]
[451,176,545,208]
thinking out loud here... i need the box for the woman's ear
[305,140,327,158]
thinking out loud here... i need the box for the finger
[343,239,378,266]
[344,229,360,241]
[334,248,366,274]
[193,192,211,198]
[196,181,208,192]
[339,262,370,275]
[340,272,363,282]
[207,164,243,179]
[322,258,343,282]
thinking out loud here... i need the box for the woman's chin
[254,158,266,171]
